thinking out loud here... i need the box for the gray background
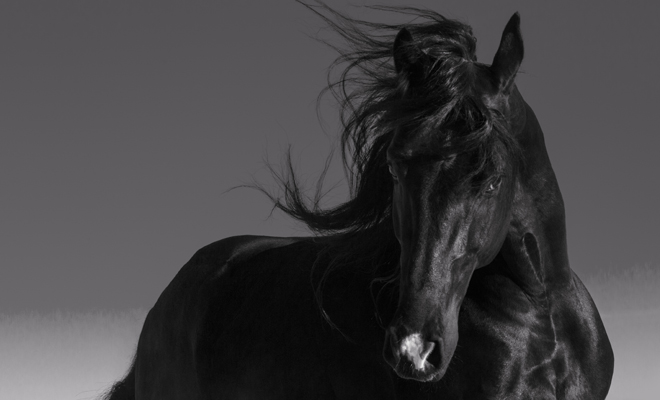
[2,0,658,313]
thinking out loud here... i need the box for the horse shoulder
[548,271,614,399]
[448,259,558,399]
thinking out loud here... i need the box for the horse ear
[393,28,426,90]
[491,12,524,94]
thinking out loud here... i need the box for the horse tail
[101,358,135,400]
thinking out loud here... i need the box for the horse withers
[104,4,613,399]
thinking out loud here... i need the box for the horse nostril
[397,334,443,372]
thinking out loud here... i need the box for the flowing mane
[266,2,520,290]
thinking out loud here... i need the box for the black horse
[104,4,613,399]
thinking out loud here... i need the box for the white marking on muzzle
[400,333,435,371]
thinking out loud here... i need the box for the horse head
[382,13,557,382]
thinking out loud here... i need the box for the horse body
[103,4,613,399]
[133,236,395,400]
[117,230,610,399]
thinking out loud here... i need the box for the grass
[0,264,657,400]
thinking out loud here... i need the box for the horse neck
[501,91,572,296]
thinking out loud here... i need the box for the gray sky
[2,0,658,312]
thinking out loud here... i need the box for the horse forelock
[371,35,523,193]
[385,91,522,195]
[336,8,516,196]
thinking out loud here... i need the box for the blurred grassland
[583,263,660,400]
[0,263,658,400]
[0,309,147,400]
[585,262,660,315]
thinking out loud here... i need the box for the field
[583,263,660,400]
[1,265,658,400]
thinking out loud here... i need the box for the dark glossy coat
[103,8,613,400]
